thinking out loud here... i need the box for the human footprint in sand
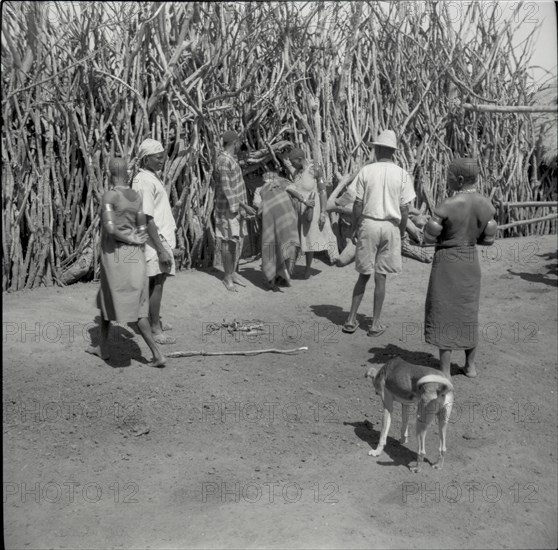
[86,157,166,368]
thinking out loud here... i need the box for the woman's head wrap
[449,157,480,180]
[137,139,165,160]
[289,147,306,161]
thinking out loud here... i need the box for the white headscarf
[137,139,164,160]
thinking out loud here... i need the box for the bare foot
[153,333,176,345]
[232,274,246,287]
[86,346,110,360]
[461,363,477,378]
[222,278,238,292]
[150,355,166,368]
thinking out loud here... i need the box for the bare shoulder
[478,194,496,215]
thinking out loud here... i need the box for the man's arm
[145,216,173,269]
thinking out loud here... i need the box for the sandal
[153,333,177,345]
[342,321,359,334]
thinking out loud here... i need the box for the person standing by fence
[88,157,165,367]
[213,130,256,292]
[287,147,338,279]
[252,171,299,290]
[423,157,497,378]
[132,139,177,345]
[342,130,416,336]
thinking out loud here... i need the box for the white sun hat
[371,130,397,150]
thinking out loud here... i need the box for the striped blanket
[259,175,299,282]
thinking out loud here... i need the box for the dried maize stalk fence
[2,1,555,291]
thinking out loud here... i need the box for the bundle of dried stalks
[1,1,555,290]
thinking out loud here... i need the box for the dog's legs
[410,401,437,473]
[433,394,454,470]
[369,393,393,457]
[400,404,410,445]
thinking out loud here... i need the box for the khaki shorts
[145,236,176,277]
[215,211,246,242]
[355,218,402,275]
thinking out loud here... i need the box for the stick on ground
[167,347,308,358]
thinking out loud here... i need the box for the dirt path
[3,235,557,549]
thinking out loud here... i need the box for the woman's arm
[285,187,314,207]
[423,202,448,244]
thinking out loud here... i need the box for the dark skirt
[424,246,480,350]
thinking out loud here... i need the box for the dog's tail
[417,374,454,393]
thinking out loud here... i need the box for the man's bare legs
[304,252,314,279]
[345,273,371,328]
[370,272,387,333]
[222,239,237,292]
[148,272,176,344]
[232,237,246,286]
[137,317,166,367]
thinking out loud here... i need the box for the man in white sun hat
[342,129,416,337]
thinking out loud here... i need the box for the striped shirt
[214,151,247,221]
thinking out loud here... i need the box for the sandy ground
[3,234,558,550]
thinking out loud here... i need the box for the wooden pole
[498,213,558,230]
[462,103,557,114]
[504,201,558,208]
[167,347,309,358]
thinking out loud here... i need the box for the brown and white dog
[365,357,454,473]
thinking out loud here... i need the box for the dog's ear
[365,367,378,380]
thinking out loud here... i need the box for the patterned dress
[253,173,299,283]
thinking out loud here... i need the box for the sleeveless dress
[97,189,149,322]
[289,163,339,262]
